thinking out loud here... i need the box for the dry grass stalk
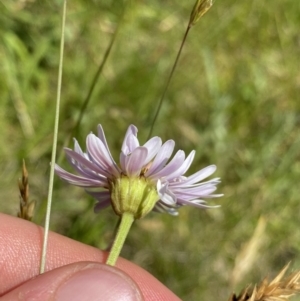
[228,263,300,301]
[18,159,35,221]
[231,217,267,287]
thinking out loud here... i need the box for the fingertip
[2,262,144,301]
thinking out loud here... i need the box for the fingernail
[55,265,143,301]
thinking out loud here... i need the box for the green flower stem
[106,212,135,266]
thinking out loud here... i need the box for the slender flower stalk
[106,212,134,266]
[55,124,222,264]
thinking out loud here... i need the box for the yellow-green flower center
[109,175,159,219]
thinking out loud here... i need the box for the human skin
[0,213,181,301]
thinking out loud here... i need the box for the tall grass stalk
[39,0,67,274]
[148,0,212,138]
[58,4,127,163]
[148,24,191,139]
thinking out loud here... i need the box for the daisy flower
[55,124,222,219]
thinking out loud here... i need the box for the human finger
[0,213,181,301]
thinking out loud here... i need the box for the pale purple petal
[119,126,140,170]
[170,178,221,190]
[163,151,195,181]
[119,151,126,172]
[198,194,224,198]
[74,139,84,155]
[122,134,139,155]
[73,139,90,161]
[86,189,111,212]
[157,180,177,205]
[121,125,139,155]
[145,140,175,177]
[173,187,217,200]
[153,203,179,216]
[171,183,217,194]
[87,134,120,177]
[149,150,185,180]
[174,165,217,186]
[125,147,148,177]
[94,199,111,212]
[97,124,120,172]
[65,155,101,180]
[55,164,107,187]
[65,148,109,178]
[142,137,162,163]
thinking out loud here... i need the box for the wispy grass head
[18,160,35,221]
[229,263,300,301]
[189,0,213,26]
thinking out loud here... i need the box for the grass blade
[39,0,67,274]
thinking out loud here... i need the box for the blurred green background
[1,0,300,299]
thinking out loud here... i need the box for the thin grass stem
[71,20,122,135]
[148,24,191,139]
[39,0,67,274]
[148,0,213,138]
[57,5,127,164]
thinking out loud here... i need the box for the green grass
[1,0,300,299]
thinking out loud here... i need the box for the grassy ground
[1,0,300,300]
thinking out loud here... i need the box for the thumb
[1,262,144,301]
